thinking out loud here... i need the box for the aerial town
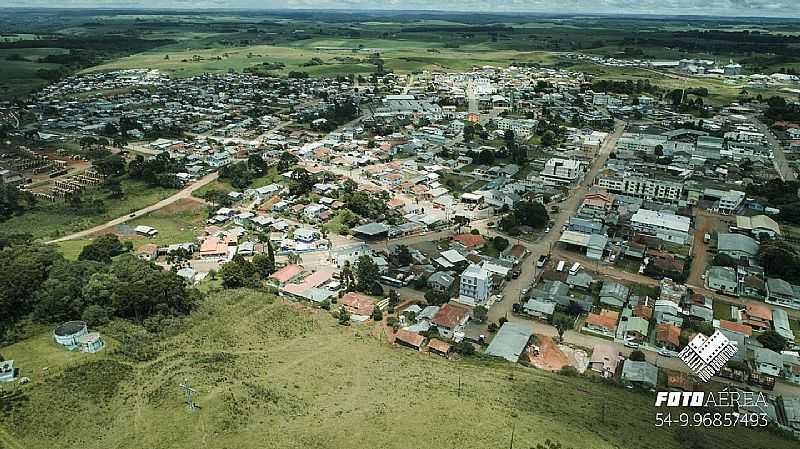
[3,7,800,449]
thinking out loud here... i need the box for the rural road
[46,172,219,244]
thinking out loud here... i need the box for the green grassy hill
[0,289,795,449]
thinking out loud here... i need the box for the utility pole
[509,422,515,449]
[457,372,462,399]
[180,381,198,412]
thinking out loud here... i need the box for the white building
[630,209,691,245]
[596,175,683,202]
[458,263,491,306]
[540,158,584,186]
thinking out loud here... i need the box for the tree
[218,255,258,289]
[424,289,450,305]
[337,306,351,325]
[501,201,549,234]
[0,184,35,221]
[629,349,646,361]
[453,340,475,356]
[492,236,509,252]
[396,245,412,266]
[757,330,787,352]
[552,314,573,342]
[252,253,274,278]
[81,304,110,326]
[473,305,488,323]
[463,124,475,142]
[355,255,383,295]
[387,289,400,307]
[78,234,131,264]
[371,307,383,322]
[541,129,556,146]
[94,154,126,177]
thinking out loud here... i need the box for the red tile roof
[395,329,425,348]
[453,233,486,249]
[745,303,772,321]
[655,323,681,347]
[432,303,468,329]
[270,264,304,283]
[340,292,375,316]
[427,338,451,355]
[719,320,753,337]
[586,309,619,331]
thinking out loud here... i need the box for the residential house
[269,264,305,286]
[624,316,650,343]
[744,303,772,331]
[655,323,681,351]
[340,292,375,318]
[585,309,620,337]
[706,266,738,296]
[772,309,796,345]
[523,298,556,320]
[766,278,800,310]
[621,360,659,388]
[600,281,630,309]
[136,243,159,262]
[395,329,425,351]
[427,338,452,358]
[589,343,621,377]
[428,271,456,293]
[432,303,470,339]
[485,322,533,362]
[753,347,783,377]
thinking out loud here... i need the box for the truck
[556,260,565,272]
[569,262,581,276]
[703,233,711,244]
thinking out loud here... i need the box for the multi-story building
[596,174,683,202]
[458,263,491,306]
[540,158,584,186]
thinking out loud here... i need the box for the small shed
[78,332,104,353]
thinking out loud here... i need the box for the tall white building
[540,158,584,186]
[458,263,491,306]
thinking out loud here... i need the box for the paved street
[753,115,796,181]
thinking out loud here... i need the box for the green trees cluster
[500,201,549,235]
[127,153,185,188]
[0,183,35,221]
[341,189,389,220]
[0,237,196,340]
[758,240,800,284]
[219,154,268,189]
[219,243,276,289]
[78,234,132,264]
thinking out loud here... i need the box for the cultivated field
[0,289,796,449]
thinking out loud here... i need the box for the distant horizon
[4,2,800,20]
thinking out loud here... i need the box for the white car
[658,349,673,358]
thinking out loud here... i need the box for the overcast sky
[5,0,800,18]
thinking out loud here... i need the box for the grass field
[0,289,796,449]
[83,42,557,78]
[0,178,176,241]
[0,48,68,98]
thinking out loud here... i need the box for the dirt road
[46,172,219,244]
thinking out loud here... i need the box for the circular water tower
[53,321,88,347]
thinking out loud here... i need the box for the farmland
[0,289,795,449]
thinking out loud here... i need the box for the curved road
[46,172,219,244]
